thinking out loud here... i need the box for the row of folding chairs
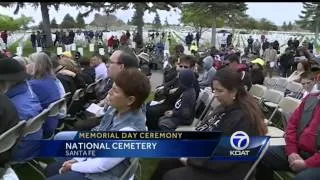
[0,93,69,179]
[264,77,303,98]
[249,84,302,137]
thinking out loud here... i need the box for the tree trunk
[135,3,144,46]
[315,19,319,49]
[211,21,216,47]
[40,3,53,47]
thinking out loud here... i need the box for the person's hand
[59,159,77,174]
[180,157,188,166]
[288,153,303,164]
[164,110,173,117]
[290,159,306,172]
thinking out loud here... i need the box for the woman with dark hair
[46,69,151,180]
[251,62,265,85]
[151,67,267,180]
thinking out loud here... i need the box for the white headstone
[78,47,84,56]
[99,48,105,55]
[16,47,23,56]
[71,43,76,51]
[36,47,42,53]
[89,44,94,52]
[57,47,63,55]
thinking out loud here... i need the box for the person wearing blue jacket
[28,52,61,138]
[158,69,196,130]
[0,57,43,162]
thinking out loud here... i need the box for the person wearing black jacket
[0,95,19,167]
[273,40,280,54]
[151,67,267,180]
[250,62,265,85]
[146,55,200,130]
[293,38,300,50]
[158,69,196,130]
[163,56,178,84]
[279,48,294,77]
[247,36,254,53]
[262,39,270,53]
[30,32,36,48]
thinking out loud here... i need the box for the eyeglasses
[301,81,313,85]
[179,65,189,69]
[109,61,122,65]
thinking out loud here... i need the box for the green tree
[153,12,161,29]
[50,18,59,29]
[0,14,33,31]
[296,2,320,47]
[76,13,85,28]
[181,2,247,46]
[287,21,293,30]
[103,2,181,45]
[257,18,278,31]
[164,17,169,27]
[282,21,287,31]
[60,13,77,29]
[0,2,105,47]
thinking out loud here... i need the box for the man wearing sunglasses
[146,55,200,130]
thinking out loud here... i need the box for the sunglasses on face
[179,65,189,69]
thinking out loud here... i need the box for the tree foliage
[60,13,77,29]
[50,18,59,29]
[76,13,86,28]
[181,2,246,44]
[296,2,320,31]
[0,14,33,31]
[153,12,161,29]
[164,17,169,27]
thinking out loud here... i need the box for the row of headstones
[15,43,106,57]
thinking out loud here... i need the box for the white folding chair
[47,98,67,117]
[278,97,301,129]
[249,84,267,101]
[244,140,270,180]
[67,88,85,114]
[119,158,140,180]
[286,81,303,98]
[0,121,26,154]
[264,77,278,89]
[268,96,301,122]
[262,89,284,109]
[22,109,50,137]
[274,77,289,92]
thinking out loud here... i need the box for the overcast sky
[0,2,304,26]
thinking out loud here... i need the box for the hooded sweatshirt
[199,56,216,88]
[172,69,196,124]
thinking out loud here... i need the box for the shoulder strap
[298,95,319,136]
